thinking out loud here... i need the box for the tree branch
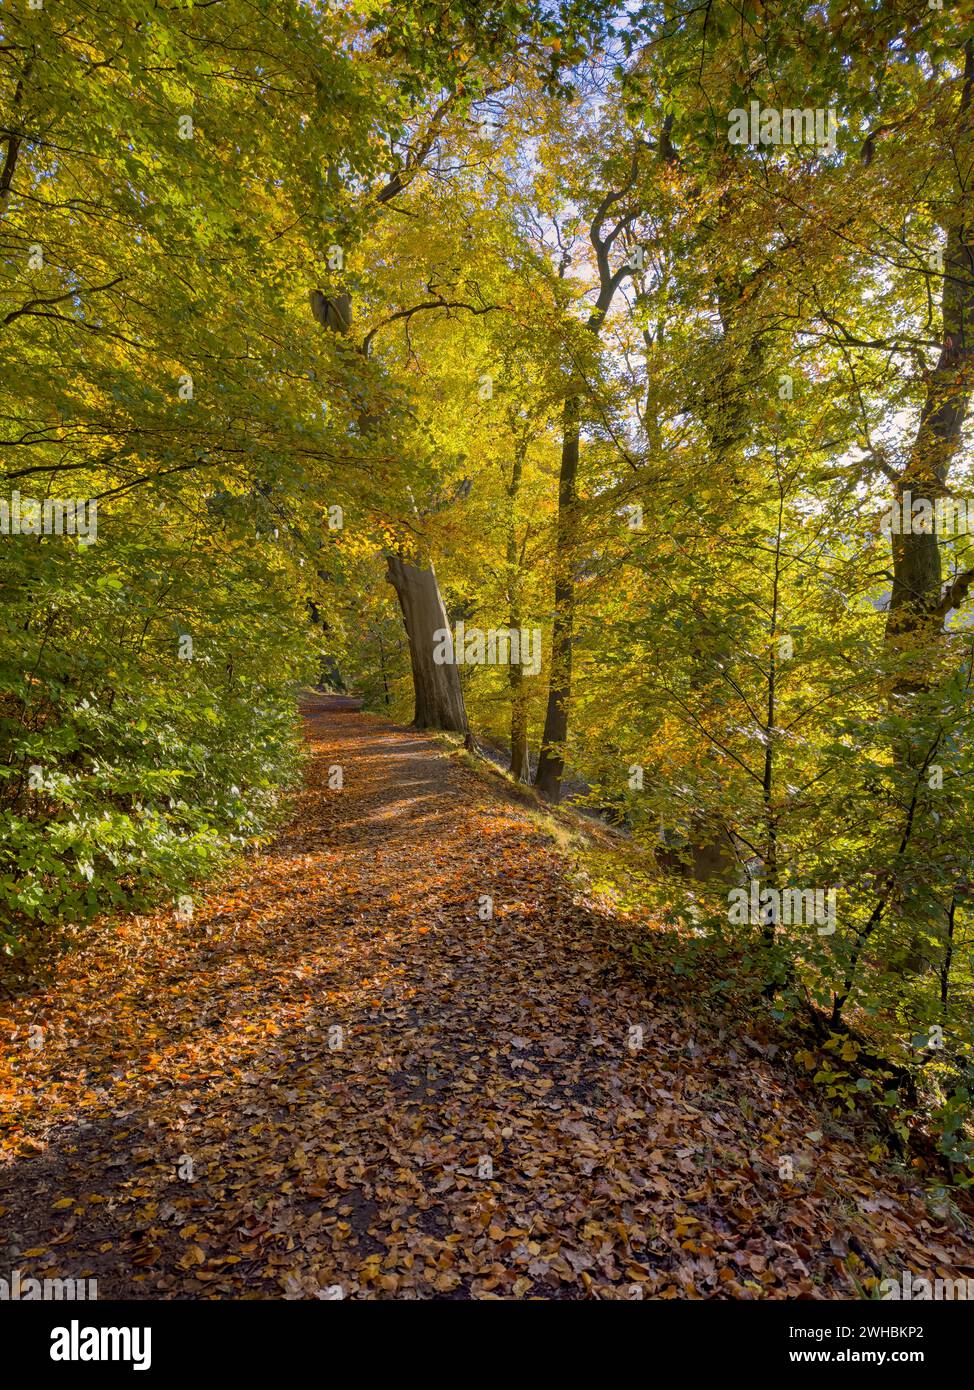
[361,295,503,356]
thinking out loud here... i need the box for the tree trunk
[507,442,531,783]
[535,394,580,800]
[878,48,974,976]
[531,159,644,802]
[886,41,974,650]
[385,554,469,733]
[509,670,531,782]
[376,628,391,708]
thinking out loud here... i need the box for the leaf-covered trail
[2,703,973,1298]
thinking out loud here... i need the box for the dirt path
[1,706,972,1298]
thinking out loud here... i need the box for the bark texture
[886,42,974,647]
[385,554,469,733]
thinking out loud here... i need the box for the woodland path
[2,701,973,1299]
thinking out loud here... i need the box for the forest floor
[2,698,974,1299]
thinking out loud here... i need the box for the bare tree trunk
[376,628,391,708]
[385,554,469,733]
[509,670,530,781]
[535,394,580,800]
[507,441,531,782]
[887,42,974,650]
[533,156,644,802]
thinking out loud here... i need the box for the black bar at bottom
[1,1295,967,1377]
